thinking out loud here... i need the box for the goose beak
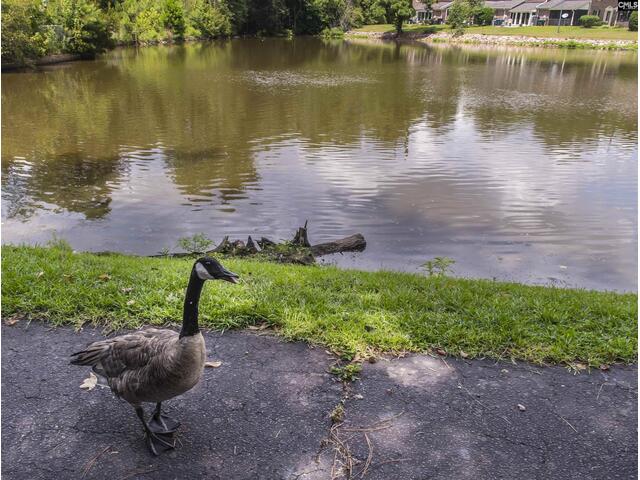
[220,269,240,284]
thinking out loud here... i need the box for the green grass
[2,245,637,365]
[468,25,638,40]
[352,24,638,41]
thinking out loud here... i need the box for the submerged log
[311,234,366,257]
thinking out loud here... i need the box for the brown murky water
[2,38,637,290]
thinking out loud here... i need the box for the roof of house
[431,2,453,10]
[546,0,590,9]
[510,0,545,12]
[413,0,428,11]
[484,0,526,9]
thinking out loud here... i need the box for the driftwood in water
[310,234,366,257]
[150,222,366,265]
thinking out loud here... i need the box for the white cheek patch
[195,263,215,280]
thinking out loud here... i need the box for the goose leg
[135,406,175,456]
[148,402,181,434]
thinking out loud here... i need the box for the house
[412,0,432,22]
[431,1,454,22]
[508,0,546,25]
[534,0,625,25]
[589,0,631,26]
[483,0,527,24]
[537,0,590,25]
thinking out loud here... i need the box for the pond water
[2,38,637,291]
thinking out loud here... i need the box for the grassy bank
[2,245,636,365]
[352,24,638,41]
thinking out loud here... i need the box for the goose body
[70,257,239,455]
[72,328,206,405]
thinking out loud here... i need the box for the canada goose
[70,257,239,455]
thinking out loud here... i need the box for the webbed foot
[146,431,175,456]
[149,414,181,434]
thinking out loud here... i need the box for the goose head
[194,257,239,284]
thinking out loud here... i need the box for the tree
[164,0,186,38]
[473,5,493,25]
[189,0,232,38]
[48,0,113,53]
[374,0,414,33]
[446,0,471,35]
[1,0,53,64]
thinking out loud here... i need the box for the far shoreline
[346,29,638,51]
[3,28,637,72]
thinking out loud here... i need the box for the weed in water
[422,257,455,277]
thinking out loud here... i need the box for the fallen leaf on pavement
[4,317,19,326]
[435,348,446,356]
[460,350,469,359]
[517,404,526,412]
[205,361,222,368]
[80,372,98,391]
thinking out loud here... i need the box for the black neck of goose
[180,268,205,338]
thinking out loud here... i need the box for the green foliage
[422,257,455,277]
[176,233,213,253]
[1,0,54,64]
[579,14,601,28]
[115,0,164,43]
[321,26,345,37]
[189,0,232,38]
[46,233,73,252]
[1,0,434,63]
[164,0,186,38]
[48,0,113,54]
[3,246,637,365]
[447,0,471,35]
[360,0,386,23]
[629,11,637,31]
[473,6,494,26]
[313,0,347,28]
[373,0,414,33]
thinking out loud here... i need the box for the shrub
[629,11,638,31]
[579,14,601,28]
[321,26,345,38]
[164,0,186,39]
[1,0,55,65]
[115,0,165,44]
[446,0,472,35]
[189,0,232,38]
[48,0,113,54]
[473,6,494,26]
